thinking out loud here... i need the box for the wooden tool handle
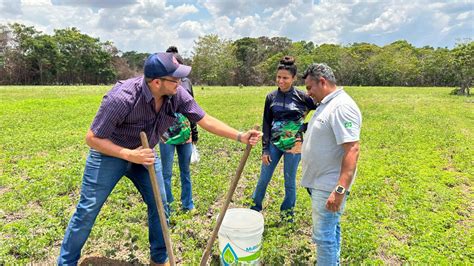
[200,126,260,265]
[140,132,176,266]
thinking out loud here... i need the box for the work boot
[150,260,170,266]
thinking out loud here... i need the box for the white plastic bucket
[218,208,264,265]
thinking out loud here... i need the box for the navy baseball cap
[144,52,191,79]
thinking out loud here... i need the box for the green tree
[7,23,40,84]
[233,37,260,85]
[367,40,421,86]
[53,27,115,84]
[451,41,473,95]
[191,34,236,85]
[8,23,63,84]
[346,43,381,85]
[121,51,148,74]
[232,36,292,85]
[1,26,470,88]
[0,24,8,67]
[311,44,343,82]
[0,24,117,85]
[0,24,10,83]
[255,52,285,86]
[418,46,456,86]
[284,41,315,85]
[28,34,59,84]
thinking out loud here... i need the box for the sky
[1,0,473,56]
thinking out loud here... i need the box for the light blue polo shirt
[301,88,362,192]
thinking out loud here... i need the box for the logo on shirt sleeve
[344,121,353,128]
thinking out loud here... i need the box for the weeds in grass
[0,86,472,264]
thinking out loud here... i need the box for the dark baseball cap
[144,52,191,79]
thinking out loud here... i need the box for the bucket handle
[223,233,262,254]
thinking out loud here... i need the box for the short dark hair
[277,56,297,77]
[166,45,184,64]
[302,63,336,84]
[166,46,178,53]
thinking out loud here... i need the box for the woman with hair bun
[250,56,316,222]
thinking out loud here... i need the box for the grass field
[0,85,473,264]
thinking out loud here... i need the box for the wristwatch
[334,185,346,195]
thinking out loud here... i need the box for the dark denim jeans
[251,143,300,216]
[159,142,194,210]
[57,149,169,265]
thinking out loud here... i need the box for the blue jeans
[251,143,300,216]
[159,142,194,210]
[309,188,348,266]
[57,149,169,265]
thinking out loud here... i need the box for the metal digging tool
[140,132,176,266]
[200,126,259,266]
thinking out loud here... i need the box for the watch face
[336,186,345,194]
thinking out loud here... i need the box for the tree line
[0,23,472,93]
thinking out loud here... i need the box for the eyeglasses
[159,77,180,84]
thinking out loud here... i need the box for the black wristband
[237,132,242,143]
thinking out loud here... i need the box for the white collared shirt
[301,88,362,192]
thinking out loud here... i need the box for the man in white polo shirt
[301,63,362,265]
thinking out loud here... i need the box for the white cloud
[282,1,349,44]
[263,7,273,14]
[0,0,472,54]
[354,7,410,33]
[22,0,50,5]
[456,11,472,21]
[50,0,137,8]
[171,4,199,18]
[432,11,451,29]
[199,0,253,17]
[0,0,22,15]
[178,20,203,39]
[97,13,151,31]
[126,0,167,19]
[198,0,289,18]
[205,16,234,39]
[233,16,261,37]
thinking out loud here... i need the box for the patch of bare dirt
[79,256,140,266]
[442,150,462,173]
[0,185,10,196]
[376,250,404,265]
[3,210,26,223]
